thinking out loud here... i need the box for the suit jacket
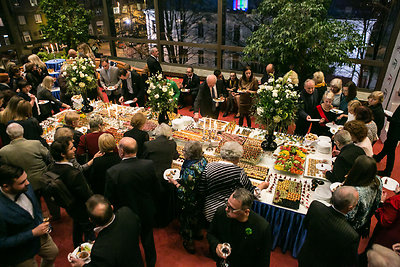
[325,143,365,183]
[182,73,201,95]
[46,163,93,221]
[86,207,144,267]
[88,152,121,195]
[387,105,400,140]
[207,207,272,267]
[37,85,63,119]
[0,83,10,91]
[146,56,162,77]
[121,70,145,106]
[226,77,239,92]
[0,184,43,265]
[9,118,47,146]
[143,136,179,180]
[123,128,149,158]
[105,157,161,225]
[298,201,359,267]
[99,66,122,95]
[193,81,224,117]
[0,138,49,190]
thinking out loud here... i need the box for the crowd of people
[0,47,400,267]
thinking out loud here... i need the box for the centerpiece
[63,57,97,113]
[146,73,178,124]
[255,75,299,151]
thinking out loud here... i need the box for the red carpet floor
[40,106,400,267]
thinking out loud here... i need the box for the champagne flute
[220,242,231,267]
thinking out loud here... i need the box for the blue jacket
[0,184,43,265]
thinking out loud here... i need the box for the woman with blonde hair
[77,43,95,62]
[368,91,385,136]
[37,76,70,120]
[88,133,121,194]
[28,54,48,80]
[123,112,149,158]
[313,71,327,102]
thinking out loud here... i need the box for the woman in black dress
[311,91,338,136]
[123,112,149,158]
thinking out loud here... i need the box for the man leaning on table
[298,186,360,267]
[99,57,122,104]
[193,75,224,120]
[207,188,272,267]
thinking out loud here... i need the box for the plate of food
[106,86,117,91]
[124,100,134,105]
[381,176,399,191]
[316,163,332,171]
[308,118,320,122]
[181,88,190,93]
[330,108,344,115]
[163,168,181,181]
[38,100,49,105]
[236,89,247,93]
[213,97,225,103]
[330,182,342,192]
[68,242,93,264]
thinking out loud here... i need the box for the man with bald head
[70,195,144,267]
[105,137,160,267]
[298,186,360,267]
[193,74,224,120]
[294,79,319,136]
[68,49,77,59]
[147,47,162,77]
[261,64,275,84]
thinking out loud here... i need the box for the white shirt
[0,188,34,218]
[126,72,133,94]
[55,161,73,167]
[94,214,116,233]
[210,85,218,107]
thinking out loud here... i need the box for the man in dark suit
[0,73,11,91]
[178,66,201,110]
[105,137,160,267]
[325,129,365,183]
[147,47,162,77]
[298,186,360,267]
[207,188,272,267]
[118,68,145,107]
[70,195,144,267]
[374,98,400,177]
[99,57,122,104]
[48,136,94,248]
[193,75,224,120]
[0,164,59,267]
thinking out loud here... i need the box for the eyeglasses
[226,200,242,213]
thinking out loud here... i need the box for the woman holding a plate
[311,91,338,136]
[238,66,258,128]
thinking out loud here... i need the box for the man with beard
[0,164,59,267]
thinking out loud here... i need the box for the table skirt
[253,201,307,258]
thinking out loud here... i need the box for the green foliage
[37,51,67,62]
[244,0,363,80]
[39,0,93,49]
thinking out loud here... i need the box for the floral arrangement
[63,57,97,95]
[255,75,300,133]
[146,73,177,113]
[274,145,307,175]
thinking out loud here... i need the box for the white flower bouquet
[63,57,97,95]
[146,73,177,114]
[255,75,299,133]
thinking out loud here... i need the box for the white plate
[67,242,93,264]
[330,182,342,192]
[38,100,49,104]
[124,100,134,105]
[106,86,116,91]
[181,89,190,93]
[163,168,180,181]
[330,109,344,114]
[316,163,332,171]
[308,119,320,122]
[213,98,225,103]
[326,122,335,128]
[384,110,393,117]
[381,176,399,191]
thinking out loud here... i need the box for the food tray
[273,179,302,210]
[304,157,331,180]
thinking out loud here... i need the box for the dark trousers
[239,114,252,128]
[72,219,95,248]
[141,224,156,267]
[107,93,121,103]
[375,135,399,175]
[225,94,236,113]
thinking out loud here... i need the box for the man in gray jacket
[99,57,122,103]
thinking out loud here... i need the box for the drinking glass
[220,242,231,267]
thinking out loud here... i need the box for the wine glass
[220,242,231,267]
[42,211,52,233]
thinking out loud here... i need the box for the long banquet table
[40,103,333,258]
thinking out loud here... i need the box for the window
[233,25,240,43]
[18,16,26,25]
[232,54,239,70]
[198,22,204,38]
[198,50,204,64]
[22,31,31,42]
[34,14,42,23]
[30,0,38,6]
[0,18,4,27]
